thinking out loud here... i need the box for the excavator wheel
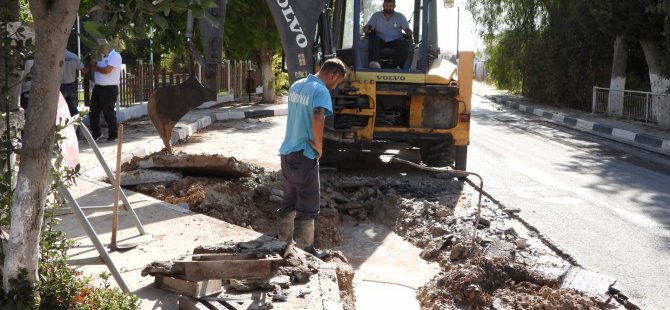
[419,140,455,167]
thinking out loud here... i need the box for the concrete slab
[120,169,182,186]
[138,153,255,178]
[560,267,617,303]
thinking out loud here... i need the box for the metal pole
[456,6,460,59]
[59,186,130,293]
[149,27,154,66]
[77,15,82,106]
[77,15,81,67]
[227,59,231,94]
[78,125,146,235]
[645,93,650,123]
[592,86,597,114]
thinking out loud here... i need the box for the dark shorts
[279,151,320,220]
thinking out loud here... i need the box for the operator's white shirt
[94,49,122,86]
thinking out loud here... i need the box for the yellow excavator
[148,0,472,168]
[267,0,472,169]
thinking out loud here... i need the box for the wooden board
[155,275,222,298]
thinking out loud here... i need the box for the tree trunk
[198,0,228,93]
[607,36,627,116]
[640,38,670,127]
[258,47,276,103]
[3,0,79,291]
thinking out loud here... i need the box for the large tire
[455,145,468,171]
[419,140,454,167]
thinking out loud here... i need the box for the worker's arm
[91,62,116,74]
[309,107,326,159]
[404,28,413,39]
[363,25,373,34]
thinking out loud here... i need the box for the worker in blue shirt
[278,58,347,260]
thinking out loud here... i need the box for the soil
[126,153,611,309]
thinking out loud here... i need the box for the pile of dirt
[128,162,344,247]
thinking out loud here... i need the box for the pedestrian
[84,39,122,142]
[20,52,34,110]
[61,49,83,118]
[277,58,347,260]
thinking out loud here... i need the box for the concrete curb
[486,95,670,155]
[143,105,288,156]
[82,94,237,125]
[214,105,288,121]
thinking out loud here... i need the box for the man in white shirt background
[84,39,122,143]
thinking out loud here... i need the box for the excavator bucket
[147,77,215,152]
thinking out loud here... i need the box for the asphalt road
[469,95,670,309]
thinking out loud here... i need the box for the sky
[437,0,482,53]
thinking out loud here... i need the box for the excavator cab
[267,0,472,169]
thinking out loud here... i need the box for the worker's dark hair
[384,0,395,3]
[320,58,347,77]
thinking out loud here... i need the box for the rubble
[129,151,619,309]
[144,240,347,309]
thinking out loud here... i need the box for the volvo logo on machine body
[376,75,406,81]
[276,0,308,48]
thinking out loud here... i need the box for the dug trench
[120,141,623,309]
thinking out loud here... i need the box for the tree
[79,0,226,92]
[466,0,613,109]
[2,0,218,294]
[587,0,670,127]
[3,0,80,291]
[225,0,282,103]
[197,0,228,92]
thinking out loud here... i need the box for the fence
[84,60,259,107]
[592,87,669,124]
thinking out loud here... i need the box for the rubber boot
[277,210,296,244]
[294,219,331,260]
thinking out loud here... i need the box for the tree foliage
[77,0,218,65]
[467,0,670,109]
[224,0,280,61]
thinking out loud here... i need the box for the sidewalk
[56,96,336,310]
[473,82,670,156]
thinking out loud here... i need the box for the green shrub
[272,51,289,95]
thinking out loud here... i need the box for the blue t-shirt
[366,11,409,42]
[279,74,333,159]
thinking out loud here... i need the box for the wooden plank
[192,253,282,262]
[202,297,253,310]
[175,259,275,280]
[155,275,222,298]
[199,299,227,310]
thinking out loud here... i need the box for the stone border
[486,95,670,155]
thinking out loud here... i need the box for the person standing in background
[83,39,122,143]
[61,49,83,118]
[20,52,34,110]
